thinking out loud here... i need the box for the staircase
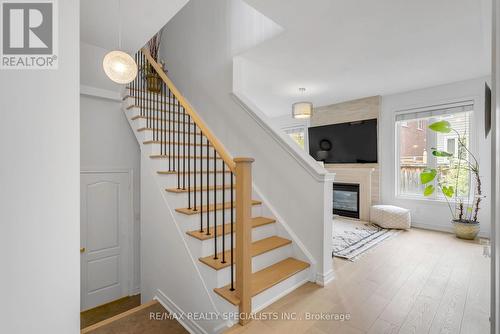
[122,48,311,327]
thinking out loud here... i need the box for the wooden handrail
[142,48,236,172]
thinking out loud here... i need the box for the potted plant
[420,120,483,240]
[143,30,164,93]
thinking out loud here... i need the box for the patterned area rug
[332,218,400,261]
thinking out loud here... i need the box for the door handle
[80,247,86,253]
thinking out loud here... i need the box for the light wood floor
[227,228,491,334]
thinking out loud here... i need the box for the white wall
[0,1,80,333]
[80,95,141,293]
[492,1,499,331]
[159,0,333,282]
[380,77,492,237]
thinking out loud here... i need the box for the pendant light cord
[118,0,122,50]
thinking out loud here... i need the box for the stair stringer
[140,143,231,334]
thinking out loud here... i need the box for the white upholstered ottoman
[370,205,411,230]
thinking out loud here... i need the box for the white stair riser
[251,268,310,312]
[131,117,196,130]
[156,173,231,188]
[165,189,238,208]
[196,223,278,257]
[145,143,213,156]
[123,98,177,109]
[214,244,293,287]
[184,223,277,263]
[149,157,225,172]
[176,205,263,232]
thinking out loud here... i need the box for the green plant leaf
[424,184,435,196]
[442,185,455,198]
[420,168,437,184]
[429,120,452,133]
[432,150,453,157]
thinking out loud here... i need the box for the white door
[81,171,131,311]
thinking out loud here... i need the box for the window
[396,103,473,200]
[446,137,457,156]
[284,126,306,149]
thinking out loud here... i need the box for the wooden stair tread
[137,127,201,135]
[157,170,231,175]
[214,258,310,305]
[144,140,211,147]
[176,200,261,215]
[131,115,195,125]
[186,217,275,241]
[150,154,221,160]
[166,184,233,193]
[199,236,291,270]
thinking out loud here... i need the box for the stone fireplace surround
[325,164,378,221]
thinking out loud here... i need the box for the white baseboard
[316,269,335,286]
[411,221,490,238]
[154,289,208,334]
[253,276,310,314]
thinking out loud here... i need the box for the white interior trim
[80,168,136,298]
[252,183,318,281]
[81,85,122,101]
[231,92,329,182]
[154,289,208,334]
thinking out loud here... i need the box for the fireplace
[333,183,360,219]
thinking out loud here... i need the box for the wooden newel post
[234,157,254,325]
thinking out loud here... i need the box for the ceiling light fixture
[292,88,313,119]
[103,0,137,84]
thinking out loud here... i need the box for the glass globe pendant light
[103,0,137,84]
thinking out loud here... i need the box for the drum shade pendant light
[103,0,137,84]
[292,88,313,119]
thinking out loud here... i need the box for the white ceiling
[239,0,492,117]
[80,0,189,53]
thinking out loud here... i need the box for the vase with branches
[142,30,165,93]
[419,120,484,239]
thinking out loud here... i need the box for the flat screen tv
[308,119,378,164]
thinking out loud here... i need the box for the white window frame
[394,100,476,202]
[283,125,308,152]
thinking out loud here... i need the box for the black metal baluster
[199,132,204,233]
[177,100,181,189]
[163,83,166,155]
[193,122,197,211]
[188,114,191,209]
[139,53,143,117]
[206,136,210,235]
[213,147,218,260]
[156,82,159,142]
[183,106,186,191]
[230,173,234,291]
[154,79,157,142]
[168,89,173,171]
[141,53,144,117]
[221,162,226,263]
[147,64,150,129]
